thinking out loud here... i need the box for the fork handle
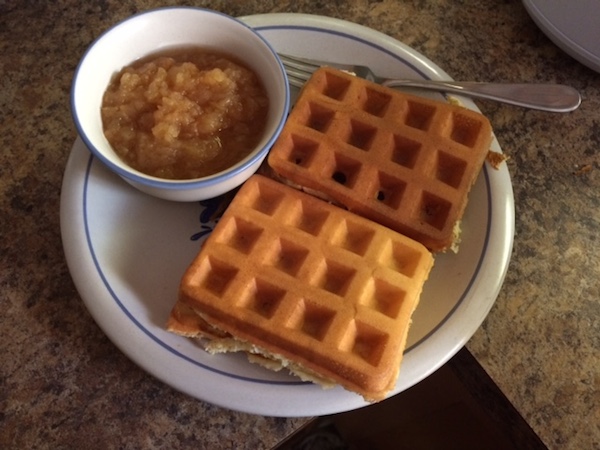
[382,79,581,112]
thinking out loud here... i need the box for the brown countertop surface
[1,1,598,449]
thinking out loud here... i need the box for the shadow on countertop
[273,347,547,450]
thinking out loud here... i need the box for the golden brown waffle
[177,174,434,401]
[268,67,493,252]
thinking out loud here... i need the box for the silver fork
[279,53,581,113]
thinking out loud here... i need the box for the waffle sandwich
[268,67,493,252]
[171,174,434,401]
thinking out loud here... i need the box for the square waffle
[175,174,434,401]
[268,67,493,252]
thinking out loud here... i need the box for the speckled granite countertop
[1,1,598,449]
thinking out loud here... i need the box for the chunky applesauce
[101,48,269,180]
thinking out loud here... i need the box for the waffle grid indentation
[450,111,483,147]
[217,217,263,254]
[321,71,352,100]
[239,278,286,319]
[249,182,285,216]
[264,238,310,277]
[405,100,436,130]
[197,256,239,296]
[328,152,362,188]
[390,134,422,169]
[360,277,406,319]
[344,119,377,151]
[306,102,335,133]
[329,218,375,257]
[286,134,320,168]
[287,299,336,342]
[285,198,330,236]
[359,87,392,118]
[339,320,390,366]
[373,171,406,209]
[311,258,357,297]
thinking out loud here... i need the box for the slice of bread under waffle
[173,174,434,402]
[268,67,493,252]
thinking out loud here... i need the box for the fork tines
[278,53,322,87]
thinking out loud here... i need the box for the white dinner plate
[60,13,514,417]
[523,0,600,73]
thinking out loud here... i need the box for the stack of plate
[523,0,600,73]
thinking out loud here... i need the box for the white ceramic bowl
[71,7,289,201]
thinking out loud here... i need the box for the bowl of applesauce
[71,7,289,201]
